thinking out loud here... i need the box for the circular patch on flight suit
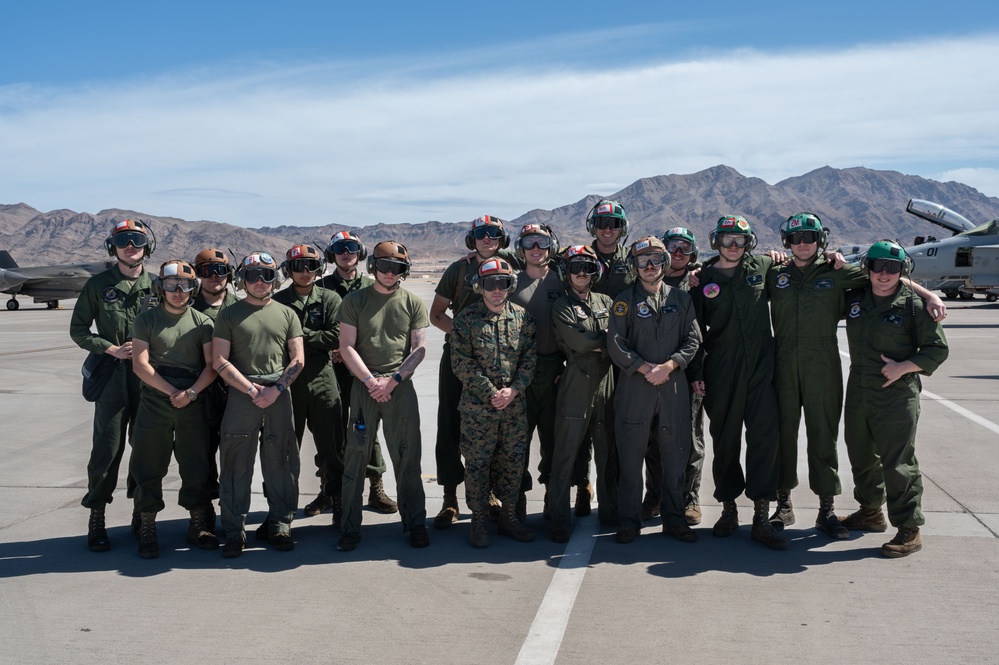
[574,305,588,320]
[614,301,628,316]
[702,283,721,299]
[848,302,862,318]
[776,274,790,289]
[102,286,119,303]
[636,302,652,318]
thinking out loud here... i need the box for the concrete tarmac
[1,282,997,664]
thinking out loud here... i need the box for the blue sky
[2,1,999,228]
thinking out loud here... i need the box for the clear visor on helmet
[665,238,694,255]
[161,278,198,293]
[718,234,751,249]
[635,253,667,269]
[520,235,552,250]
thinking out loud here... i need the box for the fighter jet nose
[0,268,28,291]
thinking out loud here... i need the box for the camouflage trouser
[459,398,528,512]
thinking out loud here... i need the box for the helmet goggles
[665,239,694,255]
[520,234,553,250]
[635,253,667,269]
[110,231,149,249]
[472,225,505,241]
[592,216,625,231]
[786,230,821,245]
[288,258,322,273]
[244,267,278,284]
[867,258,904,275]
[374,258,408,275]
[718,234,752,249]
[161,278,198,293]
[331,239,362,255]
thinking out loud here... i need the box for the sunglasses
[481,276,514,291]
[634,254,667,269]
[331,239,361,255]
[161,278,197,293]
[196,263,230,278]
[867,258,904,275]
[472,226,505,241]
[374,258,407,275]
[244,268,277,284]
[520,235,552,250]
[787,231,820,245]
[567,261,599,276]
[110,231,148,249]
[718,234,751,249]
[665,239,694,255]
[288,259,322,273]
[592,217,624,231]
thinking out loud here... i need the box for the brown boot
[769,490,795,529]
[187,505,220,550]
[87,507,110,552]
[641,492,661,521]
[303,492,333,517]
[881,526,922,558]
[470,510,489,548]
[498,504,534,542]
[752,499,788,550]
[684,502,702,526]
[368,476,399,514]
[839,506,888,532]
[712,501,739,537]
[434,486,459,529]
[137,512,160,560]
[815,496,849,539]
[574,483,593,517]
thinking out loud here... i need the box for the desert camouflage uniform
[450,300,537,511]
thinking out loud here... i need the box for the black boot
[87,507,110,552]
[752,499,788,550]
[769,490,795,529]
[187,505,220,550]
[712,501,739,537]
[138,512,160,559]
[815,495,849,539]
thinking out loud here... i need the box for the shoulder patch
[613,301,628,316]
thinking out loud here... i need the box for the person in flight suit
[130,260,218,558]
[429,215,518,528]
[588,199,635,299]
[450,258,537,547]
[213,252,304,558]
[70,219,156,552]
[273,244,344,529]
[548,245,619,543]
[319,231,397,523]
[766,214,948,538]
[336,241,430,552]
[608,237,701,544]
[689,215,787,550]
[642,227,706,527]
[842,240,949,557]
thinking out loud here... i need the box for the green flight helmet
[709,215,757,251]
[863,239,913,275]
[781,212,830,249]
[586,199,629,237]
[662,226,698,262]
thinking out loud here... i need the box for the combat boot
[434,485,459,529]
[138,512,160,559]
[368,476,399,514]
[815,496,849,540]
[516,492,528,524]
[881,526,922,558]
[542,485,551,520]
[187,505,220,550]
[769,490,795,529]
[752,499,789,550]
[574,483,593,517]
[712,501,739,537]
[684,502,702,526]
[331,495,343,528]
[470,510,490,548]
[498,504,534,542]
[488,490,502,522]
[838,506,888,532]
[303,491,333,517]
[131,510,141,539]
[641,491,661,521]
[87,507,110,552]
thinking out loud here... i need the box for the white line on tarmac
[515,517,600,665]
[839,350,999,435]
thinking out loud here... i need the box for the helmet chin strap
[119,257,145,270]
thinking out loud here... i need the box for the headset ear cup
[280,261,290,279]
[500,230,510,249]
[358,243,367,261]
[105,237,115,257]
[708,231,718,251]
[464,232,475,251]
[749,234,758,252]
[821,229,830,249]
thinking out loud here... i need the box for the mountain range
[3,165,999,269]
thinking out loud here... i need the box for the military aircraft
[0,251,111,310]
[905,199,999,302]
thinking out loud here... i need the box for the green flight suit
[592,243,635,299]
[451,301,537,511]
[550,290,619,528]
[843,284,948,528]
[70,265,154,509]
[609,281,701,531]
[129,305,215,513]
[273,284,344,496]
[320,271,387,480]
[767,256,868,496]
[690,254,780,502]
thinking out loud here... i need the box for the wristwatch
[276,383,286,393]
[185,388,197,401]
[392,372,404,384]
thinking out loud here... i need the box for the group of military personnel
[70,201,948,560]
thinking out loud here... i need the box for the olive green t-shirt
[338,285,429,374]
[213,299,303,381]
[510,269,564,356]
[132,305,213,374]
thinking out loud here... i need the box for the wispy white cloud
[1,34,997,228]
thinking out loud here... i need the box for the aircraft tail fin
[0,251,18,270]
